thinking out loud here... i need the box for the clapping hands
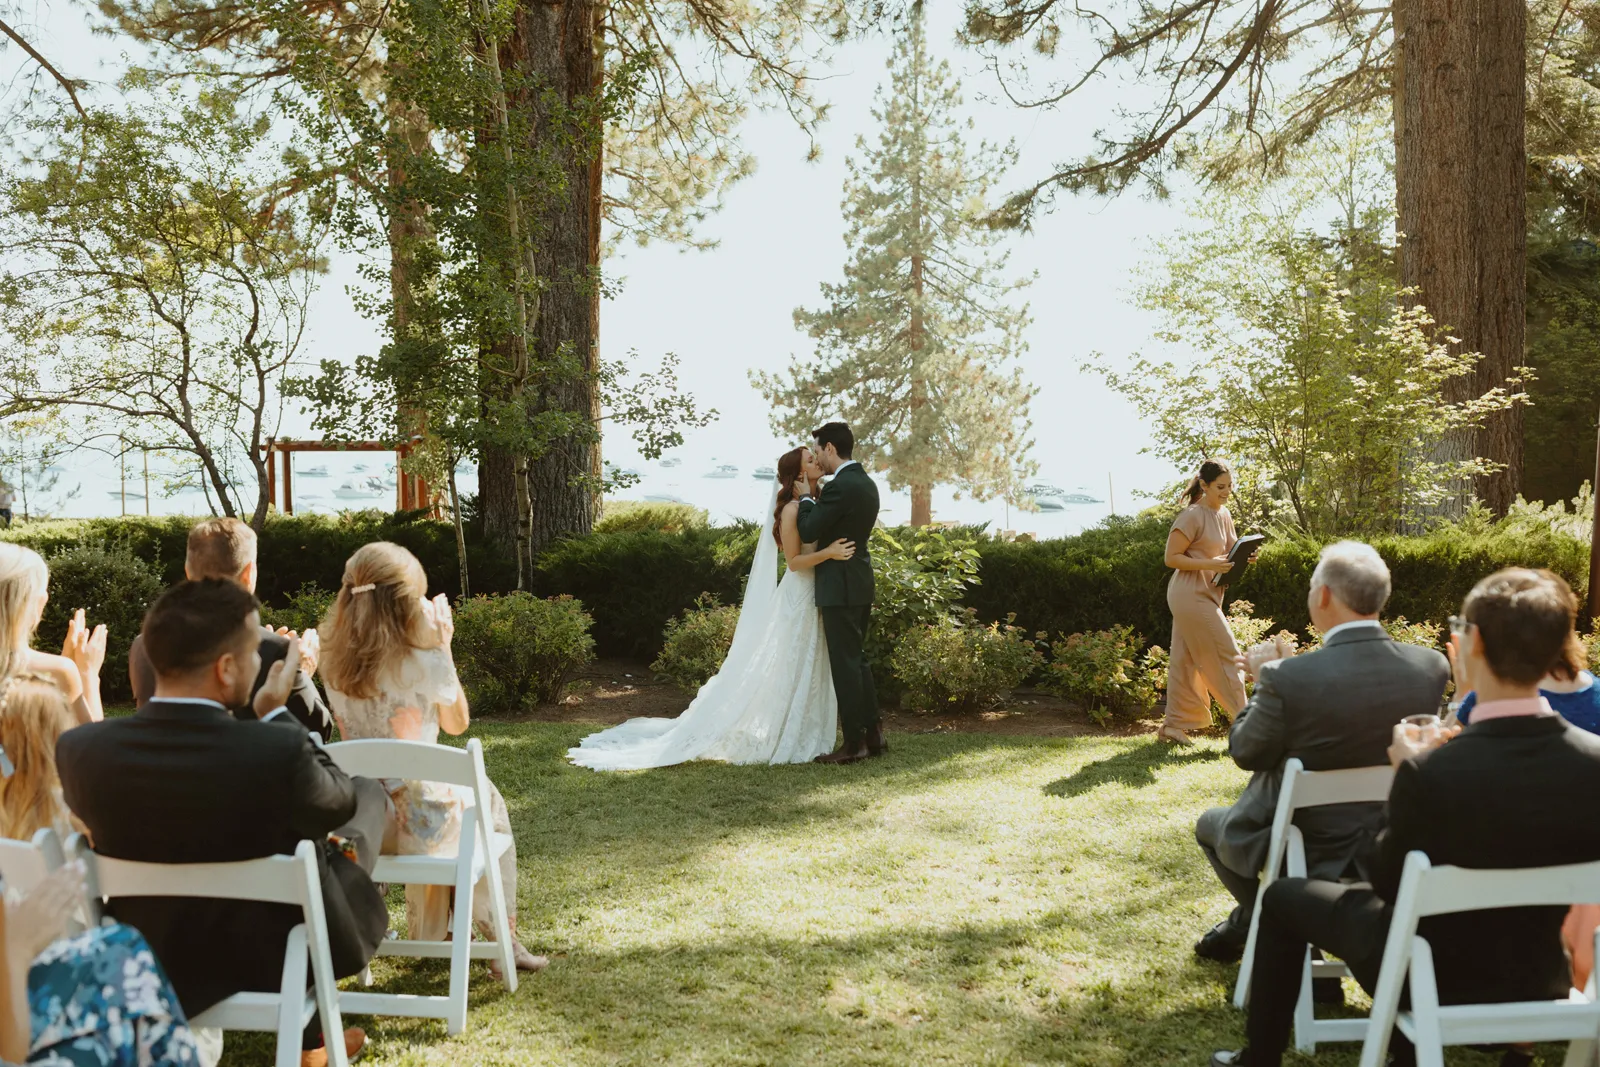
[1235,634,1297,681]
[62,609,107,684]
[419,594,453,649]
[252,635,301,720]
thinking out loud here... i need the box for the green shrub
[652,594,741,692]
[596,500,710,534]
[452,593,595,712]
[1042,624,1167,720]
[892,610,1043,714]
[867,526,984,696]
[37,543,165,702]
[259,582,335,634]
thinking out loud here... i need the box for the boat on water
[1034,496,1066,512]
[1060,492,1102,505]
[300,464,330,478]
[1026,482,1065,498]
[644,493,686,504]
[704,464,739,479]
[333,478,386,500]
[752,466,776,480]
[106,490,146,501]
[352,463,369,473]
[659,457,682,469]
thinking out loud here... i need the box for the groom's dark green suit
[797,462,880,747]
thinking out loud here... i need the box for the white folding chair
[1233,758,1395,1051]
[1359,852,1600,1067]
[324,737,516,1035]
[0,827,65,892]
[67,835,349,1067]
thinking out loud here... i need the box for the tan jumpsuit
[1164,503,1247,731]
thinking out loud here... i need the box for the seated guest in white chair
[56,580,391,1067]
[1213,568,1600,1067]
[1194,541,1449,964]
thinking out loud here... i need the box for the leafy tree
[1091,131,1525,536]
[755,9,1036,527]
[0,81,327,528]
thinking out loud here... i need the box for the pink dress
[1164,504,1247,731]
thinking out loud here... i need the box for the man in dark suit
[60,579,389,1067]
[1213,568,1600,1067]
[1194,541,1449,962]
[796,421,883,763]
[128,517,333,741]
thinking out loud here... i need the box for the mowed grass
[218,725,1520,1066]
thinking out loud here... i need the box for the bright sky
[4,2,1192,529]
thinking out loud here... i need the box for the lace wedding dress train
[567,488,838,770]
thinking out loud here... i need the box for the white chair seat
[192,990,316,1032]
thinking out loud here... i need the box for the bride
[567,446,855,770]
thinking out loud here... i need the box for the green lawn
[219,725,1519,1066]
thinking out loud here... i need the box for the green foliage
[595,500,711,534]
[452,593,596,712]
[652,595,742,692]
[754,9,1036,512]
[866,526,985,693]
[259,583,336,635]
[1042,625,1167,720]
[891,610,1043,714]
[36,543,165,702]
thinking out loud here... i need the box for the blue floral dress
[27,922,200,1066]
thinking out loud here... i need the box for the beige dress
[1164,504,1247,731]
[326,647,518,940]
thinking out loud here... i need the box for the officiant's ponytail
[1185,459,1231,505]
[773,447,806,544]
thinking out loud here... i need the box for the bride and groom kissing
[568,422,886,771]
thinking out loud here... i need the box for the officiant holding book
[1160,460,1254,745]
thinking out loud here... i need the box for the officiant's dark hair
[773,447,806,544]
[812,422,854,459]
[1184,459,1232,505]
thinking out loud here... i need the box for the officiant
[1159,459,1249,745]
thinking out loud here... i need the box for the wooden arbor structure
[260,438,439,516]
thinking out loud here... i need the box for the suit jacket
[128,629,335,743]
[56,700,377,1016]
[1369,714,1600,1005]
[796,463,880,607]
[1213,625,1449,879]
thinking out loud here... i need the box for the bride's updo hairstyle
[320,541,430,700]
[773,447,806,545]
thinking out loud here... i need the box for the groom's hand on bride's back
[827,539,855,561]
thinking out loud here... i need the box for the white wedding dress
[567,484,838,770]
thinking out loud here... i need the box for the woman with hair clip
[0,674,80,841]
[0,545,106,725]
[318,542,547,976]
[1160,459,1249,745]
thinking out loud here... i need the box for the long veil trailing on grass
[567,478,837,770]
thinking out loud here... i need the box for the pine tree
[756,10,1036,528]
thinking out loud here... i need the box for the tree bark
[509,0,604,558]
[1395,0,1526,514]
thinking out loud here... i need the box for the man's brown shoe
[815,744,868,764]
[301,1026,366,1067]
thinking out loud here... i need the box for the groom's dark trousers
[798,462,881,747]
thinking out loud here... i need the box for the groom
[795,421,884,764]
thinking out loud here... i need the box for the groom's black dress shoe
[1194,918,1246,963]
[815,743,869,764]
[866,723,888,757]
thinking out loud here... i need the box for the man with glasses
[1212,568,1600,1067]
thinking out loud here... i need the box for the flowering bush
[652,594,740,692]
[453,593,595,711]
[891,610,1043,714]
[1042,624,1167,719]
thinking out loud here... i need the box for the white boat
[753,466,776,480]
[1034,496,1066,512]
[333,478,386,500]
[352,463,369,473]
[107,490,146,500]
[704,464,739,479]
[300,464,330,477]
[1060,492,1103,505]
[1026,482,1065,498]
[658,457,682,469]
[644,493,686,504]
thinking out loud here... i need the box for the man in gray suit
[1193,541,1449,963]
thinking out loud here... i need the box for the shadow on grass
[1043,742,1225,799]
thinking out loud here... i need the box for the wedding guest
[1452,635,1600,735]
[58,579,389,1067]
[0,862,202,1065]
[1161,459,1247,744]
[319,541,546,974]
[0,544,105,724]
[128,518,333,741]
[1213,568,1600,1067]
[1193,541,1449,964]
[0,673,80,841]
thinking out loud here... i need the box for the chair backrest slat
[1413,859,1600,916]
[0,828,61,894]
[324,738,478,788]
[1287,763,1395,810]
[93,849,309,906]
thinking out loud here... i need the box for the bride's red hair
[773,447,806,544]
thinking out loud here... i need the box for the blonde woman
[319,542,546,975]
[0,545,105,725]
[0,674,78,841]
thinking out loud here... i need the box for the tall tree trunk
[1395,0,1526,515]
[512,0,604,557]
